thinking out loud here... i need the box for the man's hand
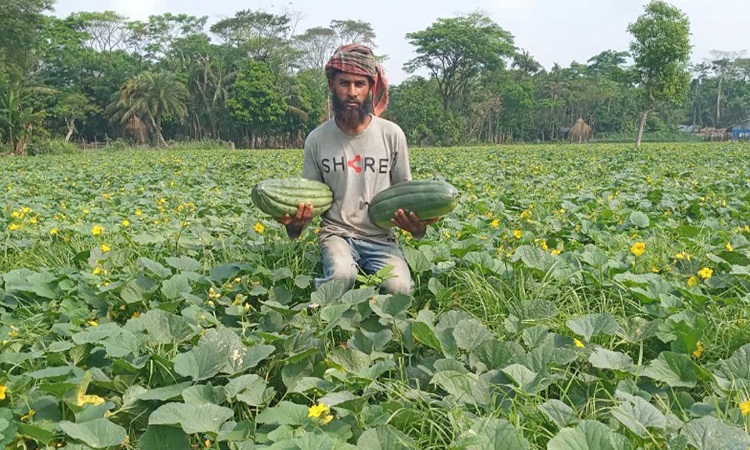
[275,203,314,239]
[391,209,439,240]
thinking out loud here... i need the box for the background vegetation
[1,1,749,154]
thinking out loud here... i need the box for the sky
[51,0,749,84]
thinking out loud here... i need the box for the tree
[0,84,45,155]
[112,71,189,146]
[227,60,286,148]
[404,13,515,111]
[53,91,96,141]
[628,1,691,149]
[0,0,53,78]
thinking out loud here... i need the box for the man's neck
[335,114,372,135]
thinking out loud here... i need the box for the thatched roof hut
[569,117,592,143]
[124,116,149,144]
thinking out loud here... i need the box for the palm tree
[512,50,543,76]
[112,70,188,146]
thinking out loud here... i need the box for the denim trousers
[316,234,413,295]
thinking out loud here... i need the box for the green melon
[368,180,458,228]
[251,178,333,218]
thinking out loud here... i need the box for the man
[276,43,437,295]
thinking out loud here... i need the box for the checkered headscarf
[325,44,389,116]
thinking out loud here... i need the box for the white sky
[52,0,749,83]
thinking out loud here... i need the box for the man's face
[329,72,373,127]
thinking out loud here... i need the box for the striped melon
[368,180,458,228]
[251,178,333,218]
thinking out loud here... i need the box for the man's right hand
[275,203,314,238]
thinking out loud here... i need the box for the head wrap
[325,43,389,116]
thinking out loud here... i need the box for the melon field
[3,142,750,449]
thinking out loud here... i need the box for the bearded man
[276,43,437,295]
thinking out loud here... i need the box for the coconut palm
[111,70,188,146]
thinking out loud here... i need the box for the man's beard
[332,93,373,128]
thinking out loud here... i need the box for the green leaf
[165,256,201,272]
[139,425,190,450]
[173,345,227,381]
[547,420,629,450]
[161,274,192,300]
[120,275,158,304]
[501,364,553,394]
[58,419,127,449]
[181,383,226,405]
[149,403,234,434]
[0,408,19,448]
[469,339,525,372]
[538,399,576,430]
[225,374,271,406]
[138,257,173,278]
[642,351,698,387]
[458,417,530,449]
[328,347,372,374]
[453,319,493,351]
[720,343,750,381]
[357,425,416,449]
[589,348,636,373]
[680,417,750,450]
[141,310,194,345]
[611,393,666,438]
[403,247,432,273]
[411,321,443,352]
[137,382,193,401]
[566,313,620,341]
[369,294,411,319]
[255,401,309,426]
[629,211,650,228]
[430,370,487,405]
[514,245,556,272]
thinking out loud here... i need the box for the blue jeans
[316,235,413,295]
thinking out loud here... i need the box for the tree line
[1,0,748,154]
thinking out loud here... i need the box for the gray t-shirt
[302,115,411,243]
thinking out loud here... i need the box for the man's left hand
[392,209,439,240]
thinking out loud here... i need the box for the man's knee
[329,261,358,290]
[380,265,413,295]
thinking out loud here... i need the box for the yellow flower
[322,414,334,425]
[254,222,265,234]
[651,266,660,273]
[91,225,103,236]
[122,219,130,227]
[692,341,704,358]
[100,244,111,252]
[687,276,698,287]
[551,249,561,256]
[87,319,98,327]
[741,399,750,416]
[490,219,500,229]
[513,229,523,239]
[630,242,646,257]
[135,209,142,216]
[0,384,7,400]
[573,338,585,348]
[50,227,59,235]
[93,266,102,275]
[76,393,105,406]
[308,403,329,418]
[697,267,713,279]
[8,223,22,231]
[520,210,532,220]
[20,409,35,422]
[725,242,734,252]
